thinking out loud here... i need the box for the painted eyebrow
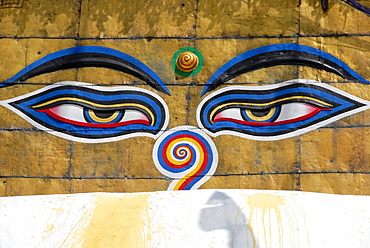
[201,43,370,96]
[0,46,170,95]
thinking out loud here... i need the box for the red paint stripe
[177,135,210,190]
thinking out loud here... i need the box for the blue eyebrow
[0,46,170,95]
[201,43,370,96]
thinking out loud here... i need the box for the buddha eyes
[1,45,370,143]
[197,80,370,141]
[3,80,369,143]
[1,82,169,143]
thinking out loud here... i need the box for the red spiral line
[160,134,210,190]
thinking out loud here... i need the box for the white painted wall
[1,189,370,247]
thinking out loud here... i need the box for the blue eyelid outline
[201,43,370,96]
[197,80,370,140]
[1,46,170,95]
[1,82,169,143]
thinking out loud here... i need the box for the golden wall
[1,0,370,196]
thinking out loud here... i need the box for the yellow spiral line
[176,51,199,72]
[166,138,192,165]
[171,137,205,190]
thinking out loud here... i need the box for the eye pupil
[92,109,117,119]
[249,109,271,117]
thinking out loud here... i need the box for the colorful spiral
[153,126,218,190]
[176,51,199,72]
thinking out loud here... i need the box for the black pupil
[250,108,271,117]
[92,109,117,119]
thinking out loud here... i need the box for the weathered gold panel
[3,178,71,196]
[196,0,299,37]
[0,131,70,177]
[79,0,197,37]
[301,173,370,195]
[0,0,80,37]
[300,0,370,35]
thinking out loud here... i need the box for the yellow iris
[245,107,277,122]
[87,109,120,123]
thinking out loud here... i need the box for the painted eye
[197,80,370,141]
[213,103,323,125]
[1,82,169,143]
[37,104,151,127]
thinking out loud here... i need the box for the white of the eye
[49,104,85,122]
[274,102,317,122]
[49,104,149,123]
[123,110,149,122]
[214,108,243,121]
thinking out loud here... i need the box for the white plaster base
[1,189,370,247]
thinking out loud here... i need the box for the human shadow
[198,191,259,248]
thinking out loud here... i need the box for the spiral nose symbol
[152,126,218,190]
